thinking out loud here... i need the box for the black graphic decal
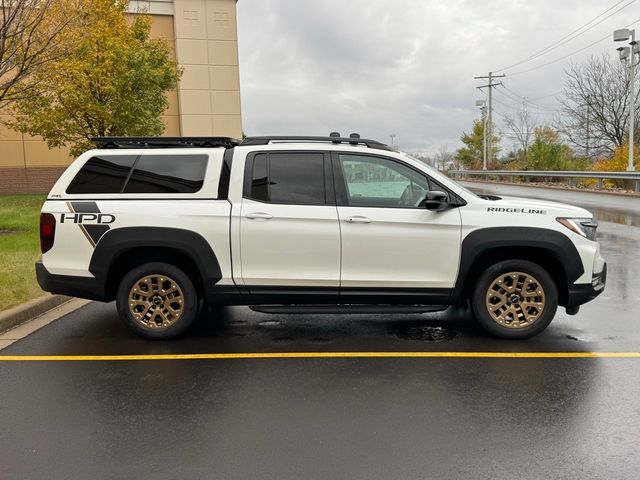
[65,202,113,247]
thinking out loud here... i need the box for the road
[0,183,639,479]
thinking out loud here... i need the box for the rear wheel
[116,262,199,339]
[471,260,558,339]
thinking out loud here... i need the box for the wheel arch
[456,227,584,308]
[89,227,222,302]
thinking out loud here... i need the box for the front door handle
[245,212,273,220]
[344,216,372,224]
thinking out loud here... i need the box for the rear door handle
[344,216,372,224]
[245,212,273,220]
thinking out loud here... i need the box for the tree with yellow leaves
[11,0,181,156]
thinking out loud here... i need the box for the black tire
[116,262,199,340]
[471,259,558,339]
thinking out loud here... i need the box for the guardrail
[447,170,640,192]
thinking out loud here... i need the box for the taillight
[40,213,56,254]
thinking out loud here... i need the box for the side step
[249,304,448,315]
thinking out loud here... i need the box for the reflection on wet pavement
[394,323,459,342]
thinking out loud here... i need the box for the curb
[457,179,640,198]
[0,295,72,334]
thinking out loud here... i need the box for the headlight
[556,217,598,240]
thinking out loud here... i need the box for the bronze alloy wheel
[128,274,184,329]
[485,271,545,329]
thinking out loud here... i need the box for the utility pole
[475,72,505,168]
[389,134,396,148]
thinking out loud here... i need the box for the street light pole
[614,28,638,171]
[483,110,488,170]
[475,100,488,170]
[629,30,635,171]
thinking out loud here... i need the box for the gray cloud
[237,0,630,154]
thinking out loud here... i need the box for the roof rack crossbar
[240,136,394,151]
[91,136,241,149]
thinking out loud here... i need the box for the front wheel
[471,260,558,339]
[116,262,199,340]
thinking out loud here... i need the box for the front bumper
[36,260,109,302]
[566,262,607,308]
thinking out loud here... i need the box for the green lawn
[0,195,45,310]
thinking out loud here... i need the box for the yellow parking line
[0,351,640,361]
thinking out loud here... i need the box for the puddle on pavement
[272,336,294,343]
[587,207,640,227]
[227,320,248,327]
[395,324,459,342]
[259,320,282,327]
[308,337,332,344]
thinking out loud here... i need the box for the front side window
[338,154,432,208]
[123,155,207,194]
[247,152,326,205]
[66,156,137,194]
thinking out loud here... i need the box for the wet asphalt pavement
[1,183,639,479]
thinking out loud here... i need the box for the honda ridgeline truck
[36,134,606,339]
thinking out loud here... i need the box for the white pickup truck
[36,134,606,339]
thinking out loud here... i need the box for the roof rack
[91,136,241,149]
[240,135,394,151]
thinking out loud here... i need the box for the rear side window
[66,156,137,194]
[66,154,208,195]
[123,155,207,194]
[269,153,325,204]
[246,152,326,205]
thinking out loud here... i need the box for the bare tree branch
[556,53,639,157]
[436,145,454,171]
[503,106,537,161]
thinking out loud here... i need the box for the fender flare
[455,226,584,292]
[89,227,223,292]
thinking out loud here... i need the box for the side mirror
[423,190,449,211]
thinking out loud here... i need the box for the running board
[249,305,448,315]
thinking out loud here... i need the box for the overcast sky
[236,0,636,155]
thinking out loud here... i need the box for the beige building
[0,0,242,195]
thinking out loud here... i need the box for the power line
[507,16,640,76]
[499,87,561,105]
[492,97,523,110]
[493,91,560,113]
[495,86,543,108]
[501,85,559,110]
[496,0,635,72]
[530,91,562,101]
[501,85,532,100]
[495,87,524,104]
